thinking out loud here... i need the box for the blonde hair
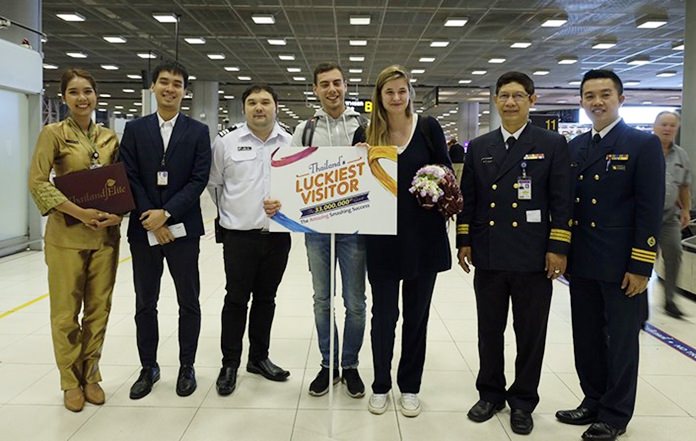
[366,65,415,146]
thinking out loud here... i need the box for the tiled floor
[1,201,695,440]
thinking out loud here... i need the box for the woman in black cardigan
[353,65,452,417]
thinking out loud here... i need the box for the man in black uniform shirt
[456,71,572,435]
[555,70,664,441]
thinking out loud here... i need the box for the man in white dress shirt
[207,84,293,395]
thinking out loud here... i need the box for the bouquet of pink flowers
[409,164,463,219]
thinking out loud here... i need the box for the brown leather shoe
[84,383,105,405]
[64,388,85,412]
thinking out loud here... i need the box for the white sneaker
[368,393,389,415]
[400,393,421,417]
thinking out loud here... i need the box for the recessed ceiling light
[656,71,677,77]
[267,39,287,46]
[472,70,487,75]
[349,78,362,82]
[181,106,190,110]
[568,80,581,86]
[278,54,295,61]
[224,95,235,99]
[672,42,684,51]
[542,18,567,27]
[533,70,550,75]
[623,81,641,86]
[293,76,307,81]
[627,57,650,65]
[207,53,225,60]
[430,41,450,48]
[56,13,86,22]
[637,18,667,29]
[218,90,225,94]
[189,75,197,80]
[98,102,108,106]
[419,57,435,63]
[668,96,681,100]
[127,74,141,79]
[103,36,126,44]
[510,42,532,48]
[122,89,135,93]
[592,42,616,49]
[238,76,252,81]
[129,108,138,112]
[184,37,206,45]
[114,105,124,109]
[137,52,157,59]
[99,93,111,98]
[350,16,370,25]
[113,111,121,114]
[483,110,490,114]
[410,78,417,83]
[350,40,367,46]
[287,67,301,72]
[488,58,506,63]
[350,56,365,62]
[411,69,425,74]
[224,66,240,72]
[100,64,119,70]
[349,68,363,73]
[134,102,142,106]
[642,101,653,105]
[252,14,275,24]
[445,17,468,27]
[152,13,178,23]
[97,108,107,112]
[458,79,472,84]
[43,63,59,70]
[348,91,359,96]
[66,51,87,58]
[558,57,578,64]
[302,91,313,96]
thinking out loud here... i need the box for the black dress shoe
[129,365,160,400]
[510,409,534,435]
[556,406,598,425]
[582,422,626,441]
[176,365,197,397]
[216,366,237,396]
[246,358,290,382]
[467,399,505,422]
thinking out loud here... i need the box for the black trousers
[131,238,201,367]
[569,276,646,430]
[473,269,552,412]
[369,272,437,394]
[221,229,291,368]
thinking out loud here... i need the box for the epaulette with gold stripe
[457,224,469,235]
[549,228,571,243]
[631,248,656,263]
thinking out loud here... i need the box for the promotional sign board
[269,146,397,235]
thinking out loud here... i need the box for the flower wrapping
[409,164,463,219]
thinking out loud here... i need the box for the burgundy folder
[53,162,135,225]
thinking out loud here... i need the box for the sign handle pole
[328,232,336,437]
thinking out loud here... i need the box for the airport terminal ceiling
[38,0,686,128]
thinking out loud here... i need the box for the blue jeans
[305,233,366,369]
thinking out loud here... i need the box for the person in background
[653,111,691,318]
[354,65,452,418]
[448,137,465,184]
[207,84,292,395]
[28,68,122,412]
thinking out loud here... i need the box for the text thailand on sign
[269,145,398,235]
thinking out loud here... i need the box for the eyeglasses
[497,92,529,103]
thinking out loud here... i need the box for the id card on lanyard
[157,156,168,186]
[517,161,532,200]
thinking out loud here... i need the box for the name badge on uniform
[238,145,253,151]
[517,177,532,200]
[481,156,494,164]
[157,171,169,186]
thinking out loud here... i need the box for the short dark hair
[242,83,279,105]
[152,61,190,89]
[495,71,535,96]
[313,62,346,85]
[60,68,97,95]
[580,69,623,95]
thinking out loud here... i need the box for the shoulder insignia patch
[647,236,656,247]
[218,124,239,138]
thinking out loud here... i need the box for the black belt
[222,227,271,235]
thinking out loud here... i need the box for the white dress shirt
[208,122,292,230]
[500,123,527,149]
[157,112,179,151]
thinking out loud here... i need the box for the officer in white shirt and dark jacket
[207,84,293,395]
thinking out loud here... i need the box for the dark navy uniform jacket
[567,120,664,282]
[456,123,573,272]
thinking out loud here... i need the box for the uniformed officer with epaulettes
[456,71,572,435]
[555,70,664,441]
[207,83,294,396]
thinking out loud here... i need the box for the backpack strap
[301,116,319,146]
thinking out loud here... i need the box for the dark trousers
[221,229,291,368]
[130,238,201,367]
[569,276,646,430]
[473,269,552,412]
[369,272,437,394]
